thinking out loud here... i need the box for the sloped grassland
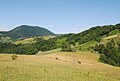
[0,52,120,81]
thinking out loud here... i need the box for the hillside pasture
[0,52,120,81]
[14,36,55,44]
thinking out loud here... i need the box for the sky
[0,0,120,34]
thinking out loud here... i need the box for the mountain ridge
[0,25,55,39]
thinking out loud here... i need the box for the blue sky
[0,0,120,34]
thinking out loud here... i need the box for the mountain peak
[1,25,55,39]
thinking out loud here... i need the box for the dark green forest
[0,25,55,39]
[0,38,57,55]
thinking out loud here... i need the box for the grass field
[71,41,97,52]
[14,36,55,44]
[14,37,36,44]
[109,29,119,36]
[0,52,120,81]
[100,34,119,44]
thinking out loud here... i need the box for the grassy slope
[100,34,119,44]
[14,38,36,44]
[0,52,120,81]
[14,36,55,44]
[109,29,119,36]
[37,48,61,55]
[74,41,97,51]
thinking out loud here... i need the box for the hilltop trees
[61,24,120,47]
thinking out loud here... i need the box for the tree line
[0,38,57,55]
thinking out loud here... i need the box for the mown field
[0,52,120,81]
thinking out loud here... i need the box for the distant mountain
[0,25,55,39]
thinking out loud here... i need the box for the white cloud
[0,27,7,31]
[73,28,77,31]
[48,25,53,28]
[0,27,4,31]
[70,24,81,33]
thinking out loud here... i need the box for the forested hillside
[94,35,120,66]
[0,25,55,39]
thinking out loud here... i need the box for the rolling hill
[0,23,120,54]
[0,52,120,81]
[0,23,120,81]
[0,25,55,39]
[0,23,120,66]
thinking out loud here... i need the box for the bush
[11,54,18,60]
[55,57,59,60]
[77,61,81,64]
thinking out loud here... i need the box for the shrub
[55,57,59,60]
[77,61,81,64]
[11,54,18,60]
